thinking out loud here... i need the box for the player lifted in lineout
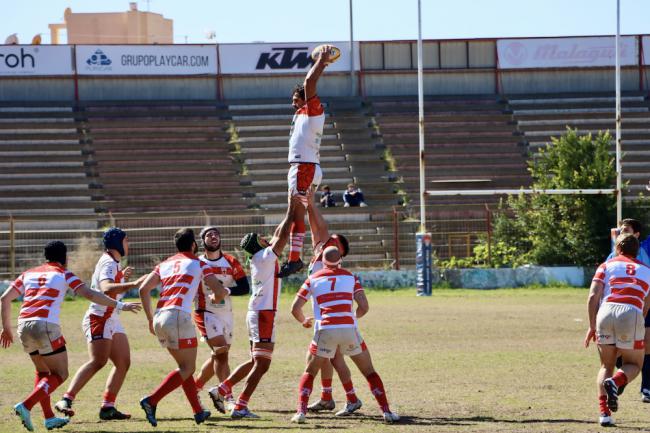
[277,44,334,278]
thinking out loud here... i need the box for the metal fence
[0,206,493,280]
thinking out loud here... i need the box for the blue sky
[3,0,650,44]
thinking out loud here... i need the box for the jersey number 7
[327,277,336,291]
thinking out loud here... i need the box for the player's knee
[89,357,109,371]
[114,357,131,371]
[211,345,229,357]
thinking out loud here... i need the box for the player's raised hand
[319,45,332,63]
[584,327,596,348]
[122,266,134,281]
[121,302,142,313]
[0,328,13,348]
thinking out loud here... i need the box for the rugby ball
[311,45,341,64]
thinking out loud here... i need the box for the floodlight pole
[417,0,426,232]
[349,0,355,96]
[615,0,623,223]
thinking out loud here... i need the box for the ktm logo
[256,47,315,70]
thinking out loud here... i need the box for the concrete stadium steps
[0,103,97,217]
[80,101,244,213]
[507,92,650,199]
[369,96,531,208]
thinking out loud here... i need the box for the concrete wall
[222,73,355,100]
[362,70,496,96]
[77,77,217,100]
[0,78,75,101]
[500,68,640,94]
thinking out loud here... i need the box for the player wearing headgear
[138,228,230,427]
[192,226,250,411]
[210,198,297,418]
[1,241,141,432]
[276,44,333,278]
[55,227,146,421]
[300,195,362,416]
[290,246,400,424]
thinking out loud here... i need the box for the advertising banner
[498,36,638,69]
[76,45,217,75]
[0,46,73,76]
[416,232,432,296]
[219,42,360,74]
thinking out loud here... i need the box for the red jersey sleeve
[592,263,607,283]
[306,96,324,116]
[297,279,311,300]
[353,276,364,293]
[9,273,25,295]
[225,254,246,280]
[65,271,83,293]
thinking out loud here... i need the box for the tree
[492,128,616,266]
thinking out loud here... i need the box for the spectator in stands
[319,185,336,208]
[343,183,367,208]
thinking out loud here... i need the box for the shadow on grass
[399,415,596,426]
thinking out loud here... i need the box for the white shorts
[246,310,276,343]
[288,163,322,206]
[17,320,66,355]
[82,312,125,342]
[309,327,367,359]
[193,310,233,345]
[153,309,197,350]
[596,302,645,350]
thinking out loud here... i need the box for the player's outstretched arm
[584,280,604,348]
[0,287,20,348]
[138,272,161,335]
[77,283,142,313]
[307,192,329,249]
[304,44,331,100]
[271,195,300,256]
[100,270,147,297]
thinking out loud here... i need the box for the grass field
[2,287,649,433]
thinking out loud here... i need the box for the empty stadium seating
[507,93,650,199]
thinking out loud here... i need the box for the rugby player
[302,195,362,416]
[0,241,141,432]
[277,44,332,278]
[585,233,650,427]
[138,228,229,427]
[193,226,250,410]
[55,228,145,420]
[209,197,297,418]
[290,246,400,424]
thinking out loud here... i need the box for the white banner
[76,45,217,75]
[219,42,360,74]
[498,37,638,69]
[643,36,650,65]
[0,46,73,76]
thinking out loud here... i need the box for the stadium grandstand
[1,35,650,279]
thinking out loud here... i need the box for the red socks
[320,378,333,401]
[612,371,628,388]
[149,370,183,406]
[366,372,390,413]
[234,392,250,411]
[102,391,117,409]
[194,377,205,391]
[181,377,203,414]
[342,381,358,404]
[298,373,314,413]
[289,220,305,262]
[23,373,63,411]
[599,394,610,415]
[218,379,233,397]
[35,372,55,418]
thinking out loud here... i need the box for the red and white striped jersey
[288,95,325,164]
[154,252,213,314]
[297,267,364,330]
[248,247,280,311]
[196,253,245,317]
[86,252,124,319]
[10,262,83,324]
[593,255,650,313]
